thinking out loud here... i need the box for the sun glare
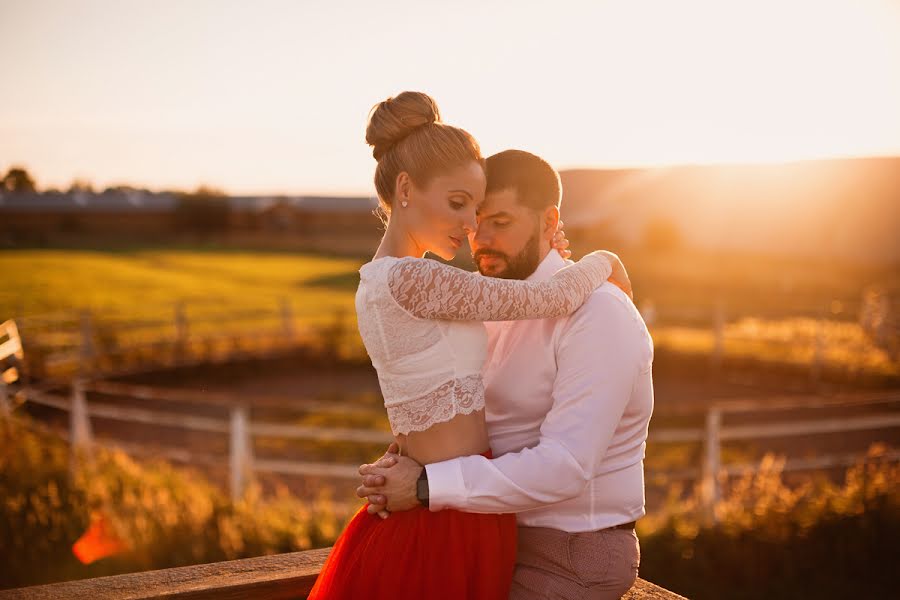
[537,0,900,169]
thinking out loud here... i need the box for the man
[358,150,654,599]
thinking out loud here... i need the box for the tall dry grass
[0,414,353,590]
[638,445,900,599]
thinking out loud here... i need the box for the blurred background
[1,1,898,598]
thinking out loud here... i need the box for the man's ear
[541,205,561,239]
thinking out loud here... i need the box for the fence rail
[11,299,324,381]
[644,296,898,381]
[19,381,900,516]
[11,289,898,385]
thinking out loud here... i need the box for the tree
[2,167,37,193]
[174,186,231,234]
[68,179,95,193]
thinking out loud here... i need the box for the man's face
[470,188,543,280]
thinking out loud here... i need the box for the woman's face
[405,161,485,260]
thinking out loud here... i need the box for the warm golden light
[0,0,898,194]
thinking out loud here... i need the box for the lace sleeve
[386,252,612,321]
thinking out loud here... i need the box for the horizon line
[3,151,899,198]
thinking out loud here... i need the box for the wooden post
[229,404,254,502]
[710,299,725,371]
[175,302,189,360]
[79,310,95,375]
[69,379,94,476]
[701,406,722,523]
[280,298,294,342]
[70,379,94,449]
[0,381,9,417]
[811,306,826,384]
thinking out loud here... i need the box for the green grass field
[1,246,897,378]
[0,248,362,324]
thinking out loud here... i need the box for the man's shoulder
[560,282,648,336]
[558,284,654,366]
[581,283,636,314]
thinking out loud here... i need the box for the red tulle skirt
[307,452,517,600]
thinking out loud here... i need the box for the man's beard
[473,230,542,280]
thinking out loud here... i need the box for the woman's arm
[386,251,618,321]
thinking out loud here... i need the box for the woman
[307,91,630,599]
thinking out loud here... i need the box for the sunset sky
[2,0,899,195]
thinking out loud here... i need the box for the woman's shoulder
[361,256,465,279]
[359,255,406,277]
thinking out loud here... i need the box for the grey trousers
[509,525,640,600]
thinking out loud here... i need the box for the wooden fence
[19,381,900,520]
[12,300,347,381]
[0,319,25,415]
[13,292,897,385]
[0,547,687,599]
[643,298,898,381]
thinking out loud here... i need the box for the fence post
[0,381,9,416]
[701,406,722,523]
[710,299,725,371]
[79,310,95,375]
[69,379,94,478]
[811,306,826,384]
[70,379,93,448]
[229,404,254,502]
[175,302,189,361]
[280,298,294,343]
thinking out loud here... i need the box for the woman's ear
[541,205,560,239]
[395,172,411,207]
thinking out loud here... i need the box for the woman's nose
[462,211,476,234]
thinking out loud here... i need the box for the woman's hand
[359,442,400,519]
[553,219,572,260]
[598,250,633,299]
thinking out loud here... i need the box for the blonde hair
[366,91,483,216]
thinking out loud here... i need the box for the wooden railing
[24,380,391,501]
[0,319,25,416]
[12,300,347,381]
[21,381,900,517]
[0,547,688,599]
[646,299,897,381]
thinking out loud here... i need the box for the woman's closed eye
[448,196,468,210]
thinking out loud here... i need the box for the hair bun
[366,91,441,160]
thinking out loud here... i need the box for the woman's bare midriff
[395,409,490,465]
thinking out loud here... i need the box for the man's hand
[357,454,424,513]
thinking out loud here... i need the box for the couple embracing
[308,91,654,600]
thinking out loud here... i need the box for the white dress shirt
[425,251,654,532]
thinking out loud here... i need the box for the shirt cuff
[425,458,467,512]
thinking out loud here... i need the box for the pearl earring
[401,200,408,208]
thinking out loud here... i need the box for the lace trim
[386,374,485,435]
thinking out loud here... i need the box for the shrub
[0,415,350,589]
[638,446,900,599]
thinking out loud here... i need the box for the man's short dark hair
[485,149,561,211]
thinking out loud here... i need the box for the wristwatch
[416,467,430,508]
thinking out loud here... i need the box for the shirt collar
[526,250,568,282]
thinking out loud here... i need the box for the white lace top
[355,252,613,435]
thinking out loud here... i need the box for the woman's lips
[449,236,462,249]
